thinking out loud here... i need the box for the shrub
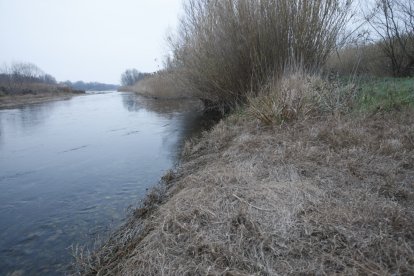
[168,0,352,109]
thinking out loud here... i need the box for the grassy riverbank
[75,75,414,275]
[0,84,84,109]
[118,72,192,100]
[75,0,414,273]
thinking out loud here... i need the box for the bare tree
[42,74,57,84]
[366,0,414,76]
[120,69,147,86]
[0,62,58,93]
[9,62,45,85]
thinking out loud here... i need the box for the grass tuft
[248,71,357,125]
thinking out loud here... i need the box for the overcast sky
[0,0,183,84]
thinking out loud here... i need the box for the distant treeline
[0,62,73,95]
[0,62,118,95]
[61,81,119,91]
[0,62,58,87]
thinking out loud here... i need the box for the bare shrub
[168,0,352,108]
[365,0,414,77]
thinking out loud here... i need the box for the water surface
[0,91,206,275]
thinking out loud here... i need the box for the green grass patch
[355,77,414,112]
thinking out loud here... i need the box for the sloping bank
[76,79,414,275]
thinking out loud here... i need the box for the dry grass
[248,71,357,124]
[74,94,414,275]
[118,72,193,99]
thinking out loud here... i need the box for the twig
[232,194,275,212]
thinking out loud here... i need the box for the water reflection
[0,98,73,133]
[120,92,219,160]
[0,92,213,275]
[0,117,4,146]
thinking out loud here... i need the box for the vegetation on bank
[61,81,119,92]
[0,62,84,101]
[119,69,151,87]
[75,0,413,274]
[117,69,191,100]
[0,61,120,108]
[118,71,191,99]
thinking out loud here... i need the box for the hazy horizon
[0,0,183,84]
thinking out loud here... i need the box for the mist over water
[0,92,205,275]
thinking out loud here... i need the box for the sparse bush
[365,0,414,77]
[168,0,352,108]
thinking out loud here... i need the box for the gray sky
[0,0,183,84]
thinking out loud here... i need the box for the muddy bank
[75,107,414,275]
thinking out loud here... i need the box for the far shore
[0,91,84,109]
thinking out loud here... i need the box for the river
[0,91,210,275]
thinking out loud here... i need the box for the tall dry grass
[118,71,193,99]
[248,70,357,124]
[168,0,352,108]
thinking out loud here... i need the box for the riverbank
[75,76,414,275]
[118,73,193,100]
[0,89,84,109]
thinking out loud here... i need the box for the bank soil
[77,110,414,275]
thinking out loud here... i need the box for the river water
[0,91,209,275]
